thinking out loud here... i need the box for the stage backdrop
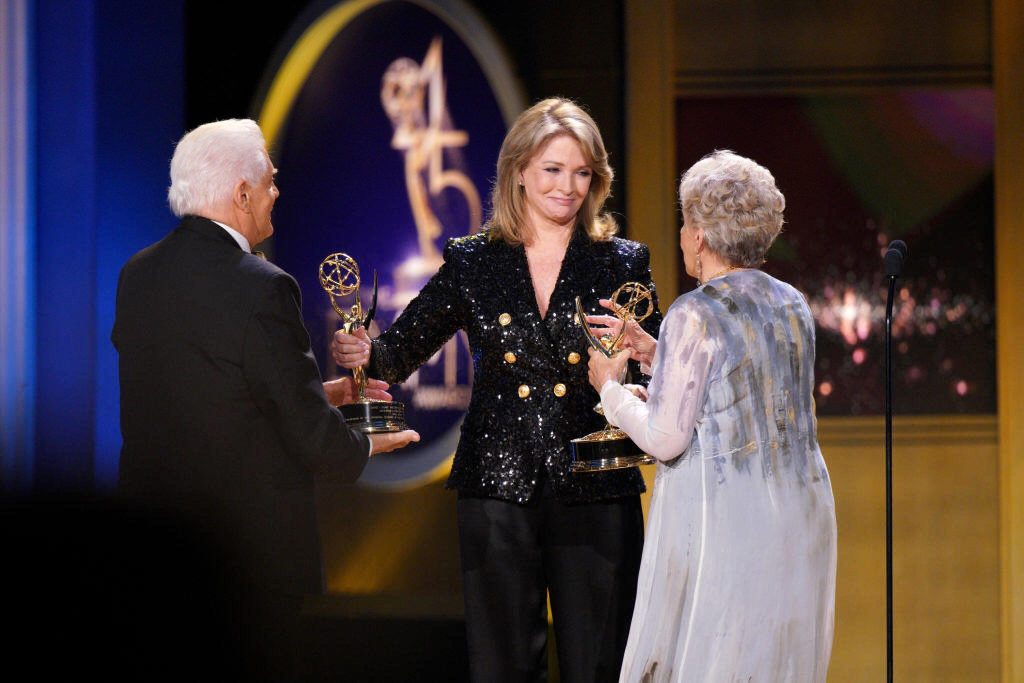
[256,0,526,491]
[675,90,994,416]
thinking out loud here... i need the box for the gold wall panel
[624,0,679,306]
[994,0,1024,678]
[819,415,999,681]
[673,0,989,82]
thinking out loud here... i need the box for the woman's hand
[584,298,657,366]
[322,377,392,406]
[587,347,631,393]
[331,327,372,369]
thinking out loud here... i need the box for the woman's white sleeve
[600,304,713,462]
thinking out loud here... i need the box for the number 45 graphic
[381,37,483,264]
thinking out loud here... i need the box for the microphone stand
[882,239,905,683]
[884,274,896,683]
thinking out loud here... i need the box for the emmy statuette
[570,282,656,472]
[319,253,408,433]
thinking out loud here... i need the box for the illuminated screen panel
[675,90,994,415]
[257,0,522,487]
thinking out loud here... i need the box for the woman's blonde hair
[678,149,785,267]
[486,98,616,245]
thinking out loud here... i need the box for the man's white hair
[167,119,271,218]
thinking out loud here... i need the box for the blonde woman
[333,98,662,681]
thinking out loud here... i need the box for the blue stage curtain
[1,0,35,492]
[18,0,183,493]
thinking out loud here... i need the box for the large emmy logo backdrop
[256,0,524,488]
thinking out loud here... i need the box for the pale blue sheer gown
[601,269,836,682]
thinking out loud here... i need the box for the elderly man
[112,119,418,679]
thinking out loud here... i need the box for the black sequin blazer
[368,228,662,504]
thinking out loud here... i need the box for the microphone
[881,236,907,682]
[884,240,908,278]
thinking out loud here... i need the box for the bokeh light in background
[675,89,994,415]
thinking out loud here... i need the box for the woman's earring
[696,252,703,285]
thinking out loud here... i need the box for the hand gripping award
[570,282,656,472]
[319,252,408,433]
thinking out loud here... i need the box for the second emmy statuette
[570,282,656,472]
[319,252,408,433]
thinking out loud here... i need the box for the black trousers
[456,491,644,683]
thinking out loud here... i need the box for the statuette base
[570,429,654,472]
[340,400,408,433]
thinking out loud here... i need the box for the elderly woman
[332,98,661,681]
[587,150,836,681]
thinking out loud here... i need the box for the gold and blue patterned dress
[601,269,837,682]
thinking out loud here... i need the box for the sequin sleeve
[367,240,467,384]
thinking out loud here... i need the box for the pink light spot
[819,382,833,397]
[956,380,968,396]
[852,348,867,365]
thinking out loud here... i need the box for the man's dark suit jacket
[112,215,369,597]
